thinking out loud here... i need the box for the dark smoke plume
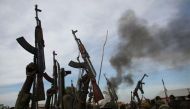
[110,1,190,89]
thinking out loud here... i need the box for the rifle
[162,79,169,104]
[53,51,58,107]
[16,5,45,109]
[70,30,104,103]
[57,63,63,109]
[104,74,118,103]
[60,68,71,108]
[44,52,71,109]
[133,74,148,106]
[46,51,58,109]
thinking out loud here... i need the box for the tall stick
[162,78,169,104]
[98,30,108,85]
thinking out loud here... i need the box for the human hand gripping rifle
[133,74,148,106]
[69,30,104,103]
[16,5,45,108]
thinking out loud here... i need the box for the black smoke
[110,1,190,89]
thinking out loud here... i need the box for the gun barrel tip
[72,30,78,34]
[35,4,38,9]
[53,51,57,55]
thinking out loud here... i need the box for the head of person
[169,95,175,101]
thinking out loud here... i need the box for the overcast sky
[0,0,190,106]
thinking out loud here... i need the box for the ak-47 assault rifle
[45,51,71,109]
[45,51,58,109]
[104,74,118,103]
[133,74,148,106]
[16,5,45,109]
[69,30,104,107]
[53,51,58,107]
[57,64,71,109]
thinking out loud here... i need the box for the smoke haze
[110,1,190,89]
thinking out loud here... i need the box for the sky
[0,0,190,107]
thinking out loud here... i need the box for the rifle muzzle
[68,60,86,69]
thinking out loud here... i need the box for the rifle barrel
[140,74,148,82]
